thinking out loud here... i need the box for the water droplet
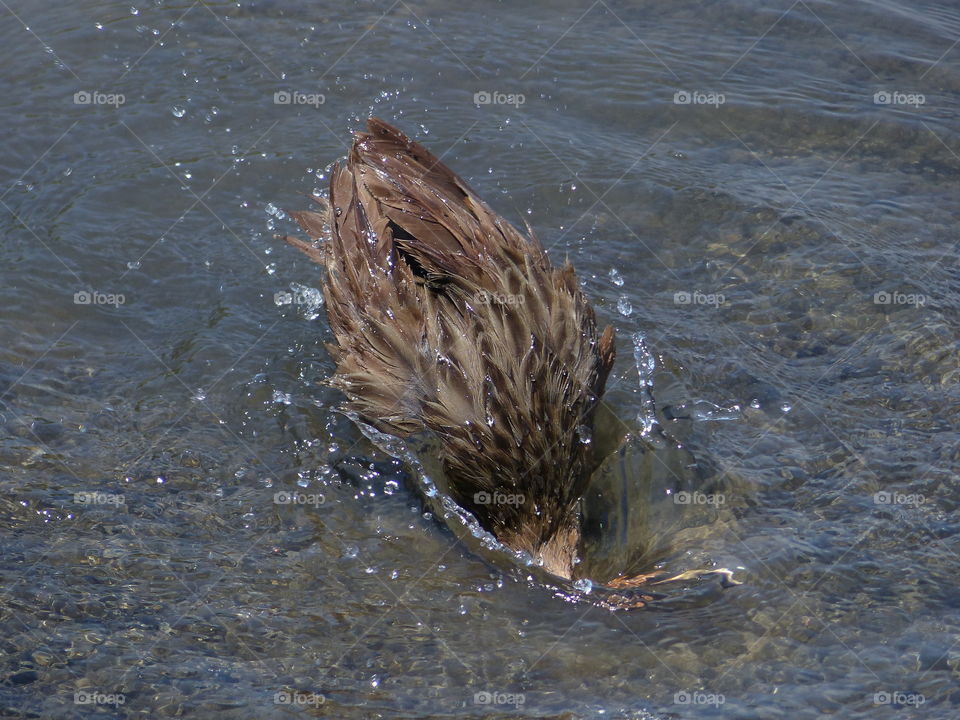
[126,260,141,270]
[343,545,359,559]
[781,402,792,413]
[750,398,761,409]
[577,424,592,445]
[130,6,139,15]
[573,578,593,593]
[617,296,633,316]
[95,22,103,30]
[609,268,624,286]
[171,105,186,118]
[192,388,206,402]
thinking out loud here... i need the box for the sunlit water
[1,0,958,717]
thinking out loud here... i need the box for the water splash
[289,282,324,321]
[345,411,533,569]
[632,332,657,436]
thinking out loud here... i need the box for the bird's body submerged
[288,118,615,579]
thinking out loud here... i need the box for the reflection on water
[2,0,959,717]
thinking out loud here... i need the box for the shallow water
[2,0,959,717]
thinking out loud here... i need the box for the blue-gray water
[2,1,959,718]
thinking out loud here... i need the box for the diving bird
[285,118,615,579]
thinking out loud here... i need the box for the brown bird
[286,118,616,580]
